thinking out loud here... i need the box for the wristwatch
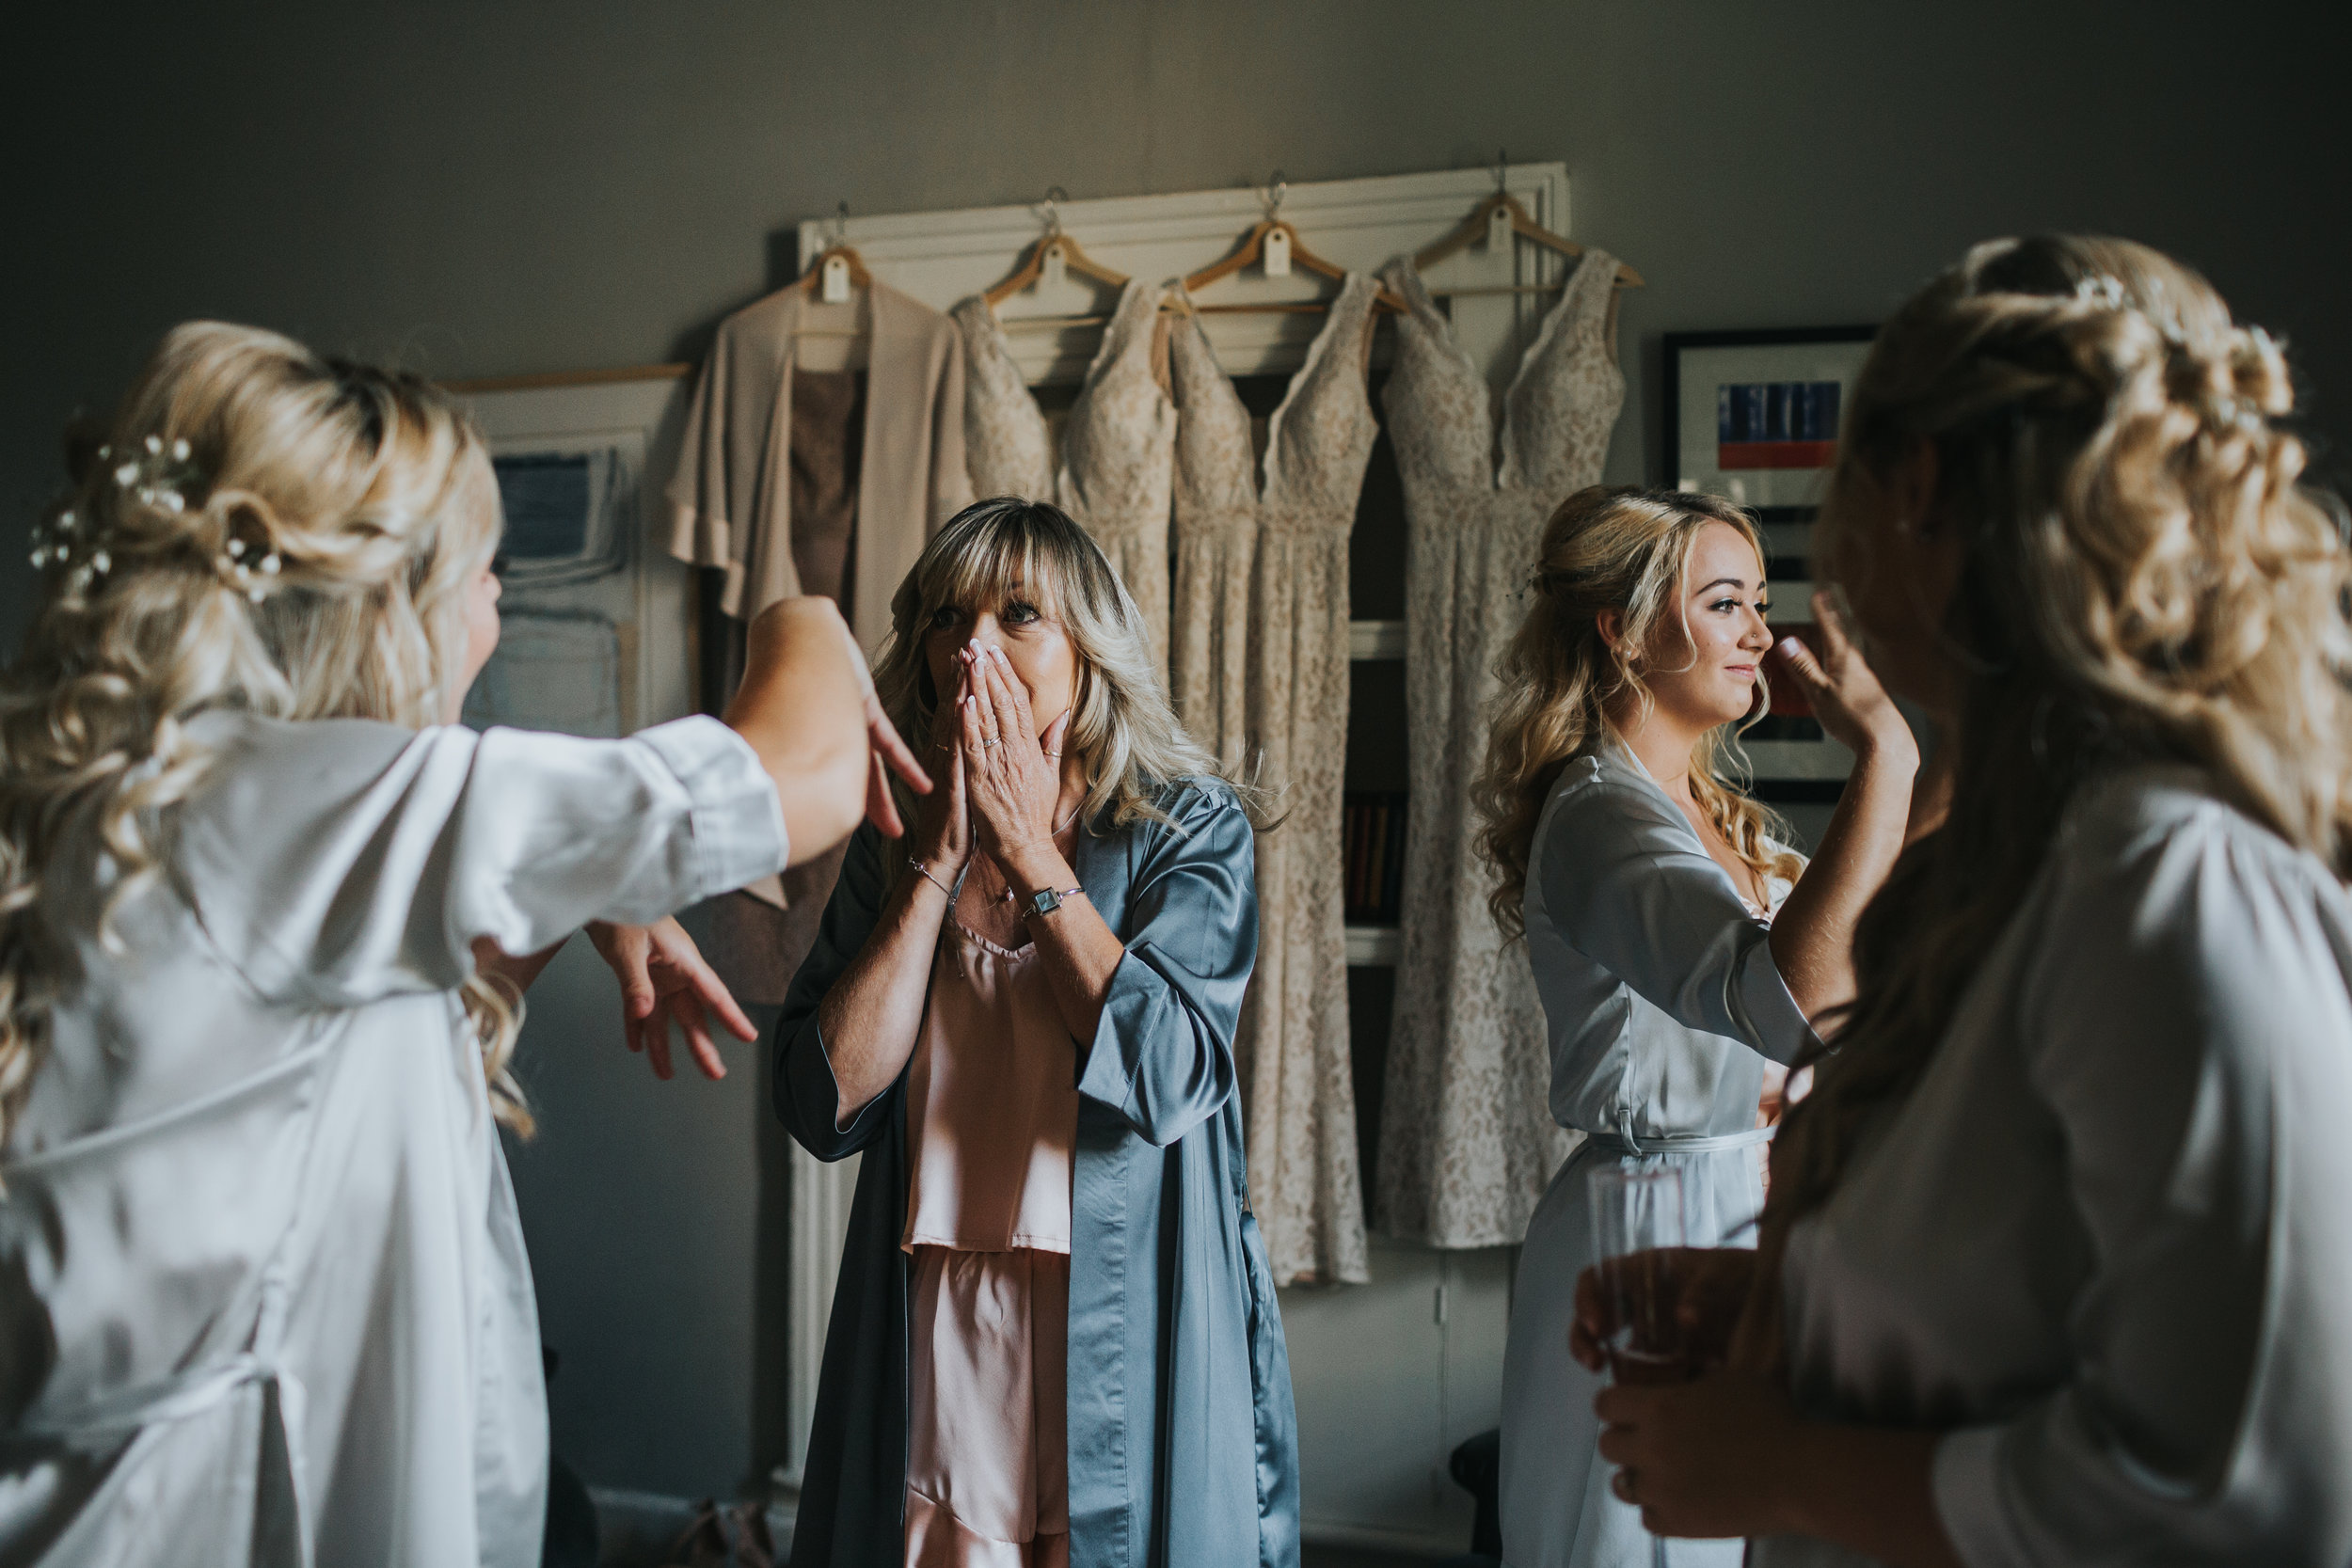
[1020,885,1088,921]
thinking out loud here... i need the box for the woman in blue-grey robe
[774,498,1297,1568]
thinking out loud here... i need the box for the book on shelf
[1342,792,1409,925]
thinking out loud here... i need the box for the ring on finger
[981,736,1003,749]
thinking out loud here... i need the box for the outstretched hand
[835,613,930,838]
[864,689,930,838]
[587,917,756,1081]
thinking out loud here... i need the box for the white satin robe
[1756,767,2352,1567]
[0,711,787,1568]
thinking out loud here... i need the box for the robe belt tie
[19,1277,314,1566]
[1584,1124,1776,1158]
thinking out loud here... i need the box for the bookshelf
[1345,619,1406,969]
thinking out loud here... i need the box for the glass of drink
[1586,1162,1686,1565]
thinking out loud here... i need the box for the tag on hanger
[1263,226,1292,278]
[1486,202,1515,254]
[821,253,852,304]
[1042,241,1068,292]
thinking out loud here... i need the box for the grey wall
[10,0,2350,1499]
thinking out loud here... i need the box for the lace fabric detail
[1167,274,1381,1286]
[1375,252,1629,1248]
[952,278,1177,674]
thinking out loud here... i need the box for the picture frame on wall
[1661,325,1877,512]
[1661,325,1877,844]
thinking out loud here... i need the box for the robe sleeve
[668,322,737,578]
[930,323,974,523]
[1074,783,1257,1147]
[181,713,786,1008]
[1931,807,2352,1565]
[1534,769,1814,1063]
[772,822,901,1160]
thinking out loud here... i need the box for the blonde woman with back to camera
[0,323,927,1568]
[1578,237,2352,1566]
[1482,484,1921,1568]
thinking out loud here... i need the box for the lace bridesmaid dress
[1166,275,1381,1287]
[950,278,1177,674]
[1374,250,1628,1249]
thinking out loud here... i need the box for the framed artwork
[1661,326,1877,840]
[445,369,696,738]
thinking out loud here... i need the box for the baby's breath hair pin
[33,434,209,594]
[219,532,283,604]
[2074,274,2128,310]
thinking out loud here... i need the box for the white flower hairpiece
[34,434,278,603]
[2074,274,2127,310]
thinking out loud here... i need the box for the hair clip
[2074,274,2127,310]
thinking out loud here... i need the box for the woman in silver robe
[1478,487,1918,1568]
[777,499,1296,1568]
[1581,237,2352,1567]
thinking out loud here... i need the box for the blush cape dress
[775,779,1300,1568]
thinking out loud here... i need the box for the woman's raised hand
[1770,590,1918,765]
[908,660,976,882]
[961,641,1068,866]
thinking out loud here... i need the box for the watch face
[1031,887,1062,916]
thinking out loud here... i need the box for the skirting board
[592,1487,1470,1562]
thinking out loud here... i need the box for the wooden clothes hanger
[1181,179,1407,315]
[1413,156,1645,294]
[984,188,1131,309]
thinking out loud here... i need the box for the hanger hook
[1042,185,1068,236]
[1263,171,1287,221]
[1495,149,1508,194]
[830,200,849,248]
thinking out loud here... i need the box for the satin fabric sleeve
[1931,807,2352,1566]
[180,712,787,1007]
[773,822,899,1160]
[1073,784,1258,1148]
[1535,771,1815,1064]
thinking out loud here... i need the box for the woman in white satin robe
[1580,238,2352,1568]
[0,324,915,1568]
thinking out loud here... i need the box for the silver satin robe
[0,711,787,1568]
[776,779,1301,1568]
[1502,743,1814,1568]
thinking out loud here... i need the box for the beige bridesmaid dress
[1166,273,1381,1288]
[950,278,1176,675]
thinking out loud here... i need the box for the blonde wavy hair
[872,498,1263,875]
[1474,484,1802,938]
[1744,235,2352,1354]
[0,320,531,1148]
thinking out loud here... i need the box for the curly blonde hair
[1746,235,2352,1351]
[871,498,1266,872]
[0,321,531,1148]
[1474,484,1802,939]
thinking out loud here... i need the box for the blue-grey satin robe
[775,779,1300,1568]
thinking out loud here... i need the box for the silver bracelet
[908,857,953,898]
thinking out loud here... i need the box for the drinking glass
[1586,1162,1686,1567]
